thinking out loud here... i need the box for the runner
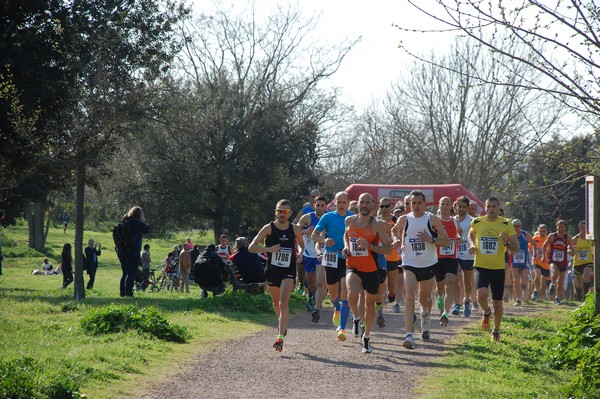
[436,196,461,326]
[509,219,536,306]
[377,197,402,319]
[392,190,450,349]
[570,221,594,301]
[542,220,571,305]
[456,196,477,315]
[311,191,354,341]
[216,234,233,262]
[248,199,304,352]
[468,197,519,342]
[297,196,327,316]
[530,224,550,300]
[294,189,321,295]
[343,193,391,353]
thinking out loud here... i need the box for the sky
[190,0,453,111]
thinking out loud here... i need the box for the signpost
[585,176,599,315]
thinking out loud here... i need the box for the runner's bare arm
[249,224,278,253]
[297,213,314,235]
[468,228,476,255]
[391,215,407,243]
[429,215,450,247]
[371,221,392,255]
[294,224,305,253]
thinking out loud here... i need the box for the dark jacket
[120,217,151,267]
[230,247,265,283]
[83,246,101,271]
[194,249,228,288]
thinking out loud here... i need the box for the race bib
[440,239,455,256]
[272,247,292,268]
[513,250,526,264]
[535,247,543,258]
[322,250,339,268]
[350,238,368,257]
[552,250,565,262]
[458,242,468,257]
[408,238,426,254]
[578,250,589,261]
[480,237,498,255]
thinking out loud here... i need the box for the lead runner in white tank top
[402,212,438,268]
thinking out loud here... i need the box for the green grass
[0,223,304,398]
[417,304,576,399]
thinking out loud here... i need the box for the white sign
[586,176,595,240]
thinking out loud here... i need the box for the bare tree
[399,0,600,120]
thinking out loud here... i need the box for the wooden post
[585,176,599,315]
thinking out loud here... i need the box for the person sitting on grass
[42,258,56,275]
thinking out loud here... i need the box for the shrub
[80,304,190,343]
[0,357,82,399]
[548,294,600,398]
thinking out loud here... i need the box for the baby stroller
[133,267,159,292]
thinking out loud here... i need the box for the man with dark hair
[83,239,102,289]
[249,199,304,352]
[392,190,450,349]
[468,197,519,342]
[230,237,265,283]
[194,244,228,298]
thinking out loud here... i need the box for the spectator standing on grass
[179,243,192,293]
[117,206,151,297]
[60,243,73,289]
[83,239,101,289]
[62,211,69,234]
[141,244,151,283]
[189,244,200,266]
[230,237,265,284]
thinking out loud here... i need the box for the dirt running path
[137,303,534,399]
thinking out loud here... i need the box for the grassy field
[417,302,581,399]
[0,222,304,398]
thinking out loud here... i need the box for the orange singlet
[384,219,400,262]
[346,217,378,272]
[531,234,549,270]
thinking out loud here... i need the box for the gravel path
[136,302,530,399]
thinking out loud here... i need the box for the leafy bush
[548,294,600,398]
[200,285,274,313]
[0,357,82,399]
[80,304,190,343]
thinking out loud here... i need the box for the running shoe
[311,308,321,323]
[392,303,401,313]
[306,298,315,312]
[491,330,501,342]
[548,283,555,297]
[421,310,431,332]
[362,336,373,354]
[376,314,385,328]
[402,334,415,349]
[472,301,479,311]
[353,319,361,337]
[554,297,561,305]
[440,312,449,326]
[481,309,491,331]
[332,310,340,327]
[273,338,284,352]
[421,329,430,341]
[388,294,395,303]
[514,299,522,307]
[531,290,539,301]
[336,329,347,342]
[463,300,472,318]
[452,304,460,316]
[437,295,444,313]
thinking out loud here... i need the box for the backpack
[112,219,134,250]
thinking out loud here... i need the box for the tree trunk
[27,202,45,251]
[73,162,86,301]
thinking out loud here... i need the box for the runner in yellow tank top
[570,221,594,301]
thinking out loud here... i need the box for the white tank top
[457,214,474,260]
[216,245,231,261]
[402,212,438,268]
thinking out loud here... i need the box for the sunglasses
[275,209,292,215]
[379,204,391,209]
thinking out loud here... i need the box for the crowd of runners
[249,189,595,354]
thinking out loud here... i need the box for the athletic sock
[308,292,315,301]
[332,297,341,311]
[277,334,285,341]
[340,300,350,329]
[388,294,395,303]
[375,302,383,315]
